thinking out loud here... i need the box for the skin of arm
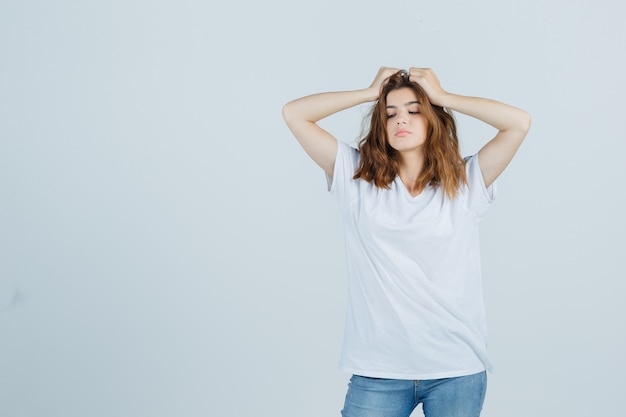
[408,68,531,188]
[282,67,399,177]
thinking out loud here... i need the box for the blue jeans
[341,371,487,417]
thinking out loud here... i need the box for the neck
[397,151,426,196]
[397,150,425,182]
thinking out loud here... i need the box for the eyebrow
[386,101,421,109]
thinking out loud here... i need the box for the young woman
[282,67,530,417]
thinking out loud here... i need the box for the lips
[395,129,411,137]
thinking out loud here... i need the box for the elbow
[281,102,291,122]
[507,110,531,137]
[519,110,532,133]
[282,101,298,124]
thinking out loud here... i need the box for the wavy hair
[353,71,467,198]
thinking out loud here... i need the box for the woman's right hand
[283,67,401,177]
[368,66,401,97]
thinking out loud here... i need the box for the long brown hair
[353,71,467,198]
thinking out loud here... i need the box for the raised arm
[408,68,531,188]
[282,67,399,177]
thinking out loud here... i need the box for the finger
[409,67,435,76]
[384,67,401,76]
[407,68,423,80]
[408,68,436,84]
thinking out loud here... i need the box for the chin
[389,142,425,153]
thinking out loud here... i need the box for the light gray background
[1,0,624,416]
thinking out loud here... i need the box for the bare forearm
[282,88,378,124]
[281,67,400,175]
[438,93,531,133]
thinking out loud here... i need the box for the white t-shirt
[327,141,496,380]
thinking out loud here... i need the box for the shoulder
[337,141,361,167]
[462,153,496,215]
[463,153,484,182]
[327,141,361,194]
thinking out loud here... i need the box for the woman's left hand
[406,68,531,188]
[408,68,448,106]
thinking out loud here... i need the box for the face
[385,87,428,154]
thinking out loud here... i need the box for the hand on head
[407,68,448,106]
[370,67,448,106]
[369,67,401,95]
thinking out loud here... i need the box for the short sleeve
[326,141,360,206]
[464,154,496,217]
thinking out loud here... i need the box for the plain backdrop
[1,0,624,416]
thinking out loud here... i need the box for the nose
[395,109,408,125]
